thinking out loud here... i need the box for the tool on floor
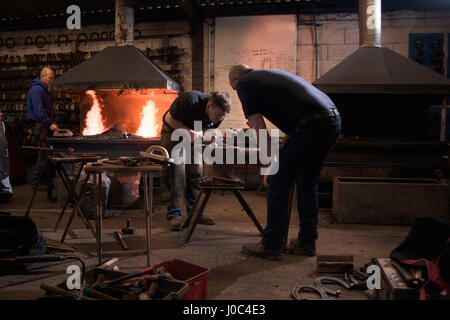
[344,272,368,290]
[114,231,128,250]
[291,284,329,300]
[98,258,120,270]
[314,276,353,297]
[317,255,354,274]
[122,219,135,235]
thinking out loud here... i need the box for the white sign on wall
[214,15,297,130]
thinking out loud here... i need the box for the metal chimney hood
[50,45,180,92]
[313,0,450,95]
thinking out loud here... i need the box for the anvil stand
[181,145,263,245]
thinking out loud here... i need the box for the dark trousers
[31,123,55,188]
[261,114,341,251]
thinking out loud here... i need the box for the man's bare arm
[165,111,201,142]
[247,113,271,157]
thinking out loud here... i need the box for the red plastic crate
[153,259,210,300]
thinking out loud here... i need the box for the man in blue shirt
[27,67,59,201]
[229,64,341,260]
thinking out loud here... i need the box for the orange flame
[136,100,159,137]
[83,90,106,135]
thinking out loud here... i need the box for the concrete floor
[0,184,411,300]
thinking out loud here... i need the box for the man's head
[229,64,251,90]
[40,67,55,87]
[206,91,231,124]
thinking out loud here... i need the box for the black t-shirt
[236,69,336,134]
[163,90,222,131]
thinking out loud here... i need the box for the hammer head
[122,219,135,235]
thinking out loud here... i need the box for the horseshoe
[100,31,109,40]
[291,285,329,300]
[76,33,88,46]
[314,276,352,297]
[25,36,33,46]
[90,32,100,41]
[35,36,46,48]
[57,34,69,47]
[5,37,15,49]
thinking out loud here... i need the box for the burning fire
[136,100,159,138]
[83,90,106,135]
[82,89,171,138]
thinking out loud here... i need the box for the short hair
[209,91,231,113]
[229,64,251,81]
[40,67,54,78]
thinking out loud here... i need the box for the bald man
[27,67,58,201]
[229,65,341,260]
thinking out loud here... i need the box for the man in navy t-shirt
[160,90,231,231]
[229,64,341,260]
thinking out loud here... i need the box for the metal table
[84,162,162,266]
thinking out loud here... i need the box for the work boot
[284,238,316,256]
[169,217,183,231]
[198,215,215,225]
[242,242,281,261]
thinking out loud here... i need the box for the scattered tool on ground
[291,284,329,300]
[113,231,128,250]
[314,276,353,297]
[122,219,135,235]
[317,255,354,274]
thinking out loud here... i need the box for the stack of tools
[41,265,189,300]
[198,176,244,187]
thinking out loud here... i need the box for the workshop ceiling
[1,0,449,31]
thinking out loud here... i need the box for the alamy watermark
[66,265,81,290]
[66,5,81,30]
[170,121,280,175]
[366,264,381,290]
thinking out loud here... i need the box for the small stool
[50,155,102,242]
[181,184,263,245]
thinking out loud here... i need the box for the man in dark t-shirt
[160,90,231,231]
[229,65,341,260]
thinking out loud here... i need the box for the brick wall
[297,11,450,83]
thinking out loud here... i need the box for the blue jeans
[261,114,341,251]
[160,121,202,221]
